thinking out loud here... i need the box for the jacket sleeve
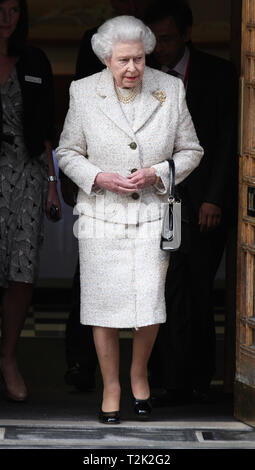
[40,50,56,144]
[151,80,204,194]
[203,62,238,207]
[55,81,103,197]
[16,47,56,156]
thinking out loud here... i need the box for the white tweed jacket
[55,66,203,224]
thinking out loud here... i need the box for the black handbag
[160,159,182,252]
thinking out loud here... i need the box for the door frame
[233,0,255,427]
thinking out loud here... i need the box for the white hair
[91,15,156,64]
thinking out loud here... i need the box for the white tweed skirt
[77,215,170,329]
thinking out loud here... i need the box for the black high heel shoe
[133,397,152,420]
[98,409,120,424]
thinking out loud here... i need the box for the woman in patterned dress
[0,0,61,401]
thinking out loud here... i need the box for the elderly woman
[56,15,203,424]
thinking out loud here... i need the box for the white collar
[162,46,190,81]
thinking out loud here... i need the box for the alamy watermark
[72,198,167,240]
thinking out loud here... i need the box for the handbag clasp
[168,196,176,204]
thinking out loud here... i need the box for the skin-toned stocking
[130,324,160,399]
[93,326,121,412]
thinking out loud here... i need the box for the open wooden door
[235,0,255,427]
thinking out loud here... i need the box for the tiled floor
[8,290,226,339]
[20,309,69,338]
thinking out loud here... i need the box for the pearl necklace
[114,82,141,104]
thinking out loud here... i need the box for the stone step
[0,419,254,450]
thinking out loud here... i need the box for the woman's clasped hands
[95,168,156,194]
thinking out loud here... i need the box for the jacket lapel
[95,67,163,137]
[132,67,162,134]
[95,68,135,140]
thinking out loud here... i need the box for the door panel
[235,0,255,426]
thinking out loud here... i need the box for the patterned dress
[0,66,48,287]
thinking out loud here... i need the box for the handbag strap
[168,159,175,202]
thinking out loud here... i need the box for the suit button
[129,142,137,150]
[131,168,138,173]
[131,192,140,200]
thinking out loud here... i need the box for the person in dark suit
[0,0,61,402]
[144,0,238,404]
[61,0,149,391]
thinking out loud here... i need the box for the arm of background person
[203,61,239,209]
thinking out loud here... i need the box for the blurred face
[105,41,145,89]
[0,0,20,40]
[149,16,191,69]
